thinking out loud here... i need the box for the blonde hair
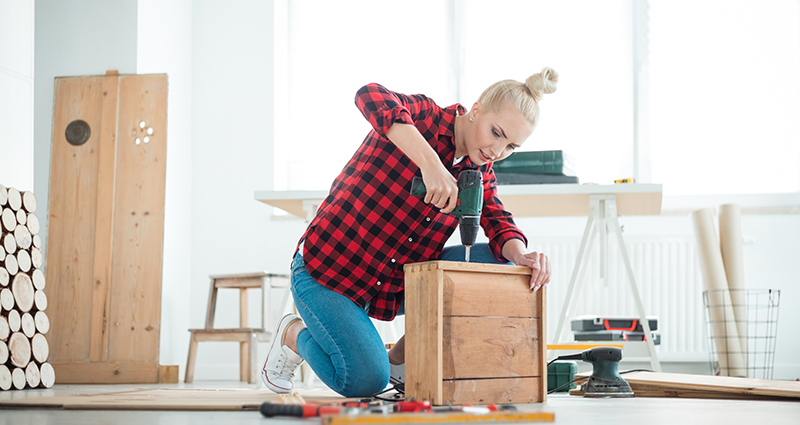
[477,67,559,127]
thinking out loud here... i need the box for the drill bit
[464,246,471,263]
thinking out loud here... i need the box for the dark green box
[547,360,578,392]
[492,150,576,176]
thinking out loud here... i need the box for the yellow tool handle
[322,411,555,425]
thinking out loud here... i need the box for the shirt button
[391,258,396,263]
[426,217,431,222]
[377,281,382,286]
[408,237,413,242]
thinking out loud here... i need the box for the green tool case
[492,150,576,176]
[547,360,578,392]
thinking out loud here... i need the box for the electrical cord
[372,383,405,402]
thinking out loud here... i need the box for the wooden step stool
[185,272,291,384]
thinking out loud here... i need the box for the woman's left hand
[514,251,551,292]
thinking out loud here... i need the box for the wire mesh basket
[703,289,780,379]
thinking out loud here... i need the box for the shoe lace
[273,352,302,380]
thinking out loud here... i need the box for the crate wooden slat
[405,261,546,405]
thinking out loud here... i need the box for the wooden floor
[1,380,799,425]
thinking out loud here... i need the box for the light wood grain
[7,309,20,332]
[442,271,535,317]
[89,71,119,362]
[47,75,104,363]
[0,340,7,364]
[32,269,45,290]
[8,332,31,367]
[21,191,37,213]
[619,371,800,399]
[27,213,40,235]
[34,290,47,311]
[11,272,33,312]
[25,362,40,388]
[0,267,8,287]
[404,262,444,405]
[6,188,21,211]
[35,311,50,334]
[32,333,49,363]
[52,361,159,384]
[0,288,14,311]
[0,365,10,390]
[21,312,35,338]
[442,377,543,405]
[11,367,25,390]
[14,225,32,250]
[39,362,55,388]
[538,287,547,401]
[158,365,179,384]
[0,316,8,341]
[1,208,15,232]
[46,73,170,383]
[107,74,168,364]
[16,209,26,226]
[16,250,31,273]
[30,247,43,269]
[442,316,539,379]
[404,260,546,405]
[0,185,6,207]
[3,252,17,275]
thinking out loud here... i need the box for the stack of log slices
[0,185,54,390]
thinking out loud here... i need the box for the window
[277,0,800,196]
[647,0,800,195]
[459,0,634,185]
[277,0,451,190]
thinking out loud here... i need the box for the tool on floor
[261,400,519,419]
[553,346,634,398]
[411,169,483,262]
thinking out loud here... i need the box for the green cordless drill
[410,169,483,262]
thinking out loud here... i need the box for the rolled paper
[719,203,748,369]
[691,208,746,377]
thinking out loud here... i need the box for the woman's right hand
[421,164,459,214]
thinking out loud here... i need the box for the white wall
[189,0,307,380]
[34,0,139,258]
[0,0,34,190]
[136,0,194,374]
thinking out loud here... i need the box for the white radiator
[373,236,708,362]
[533,236,708,361]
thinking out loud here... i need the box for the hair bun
[525,67,559,101]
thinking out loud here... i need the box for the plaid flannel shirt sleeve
[355,83,423,136]
[481,166,528,262]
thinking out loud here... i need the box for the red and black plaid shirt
[298,83,527,320]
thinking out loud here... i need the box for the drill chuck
[459,215,480,247]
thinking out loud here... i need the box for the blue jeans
[289,243,505,397]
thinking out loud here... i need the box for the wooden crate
[404,261,546,405]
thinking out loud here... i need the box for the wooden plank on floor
[0,388,356,411]
[574,371,800,400]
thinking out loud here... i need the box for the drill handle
[410,176,426,197]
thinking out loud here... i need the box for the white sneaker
[262,314,305,393]
[389,361,404,386]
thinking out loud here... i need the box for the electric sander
[558,346,634,398]
[411,169,483,262]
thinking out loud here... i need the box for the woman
[262,68,558,397]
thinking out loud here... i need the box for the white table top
[254,183,663,219]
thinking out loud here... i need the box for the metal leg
[607,205,662,372]
[553,207,597,345]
